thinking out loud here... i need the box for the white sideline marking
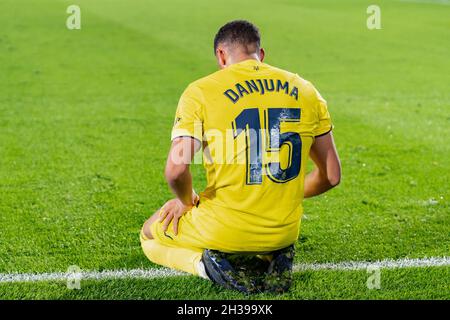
[0,268,184,284]
[0,256,448,284]
[293,256,450,271]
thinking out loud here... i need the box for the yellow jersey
[171,59,332,252]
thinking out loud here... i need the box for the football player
[140,20,341,293]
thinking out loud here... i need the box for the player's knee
[141,218,154,240]
[140,223,159,265]
[140,237,161,265]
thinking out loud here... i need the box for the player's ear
[259,48,265,62]
[216,48,227,69]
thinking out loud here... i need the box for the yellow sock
[140,231,203,276]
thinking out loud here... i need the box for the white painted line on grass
[0,268,184,284]
[293,256,450,271]
[0,256,448,284]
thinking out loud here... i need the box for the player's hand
[159,192,199,235]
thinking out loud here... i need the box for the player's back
[171,59,332,252]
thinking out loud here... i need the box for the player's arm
[158,84,203,234]
[159,136,201,234]
[165,137,201,205]
[304,132,341,198]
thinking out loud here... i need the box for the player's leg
[140,232,205,276]
[140,210,208,278]
[141,212,158,239]
[141,209,294,293]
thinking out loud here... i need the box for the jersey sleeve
[312,84,333,137]
[171,84,204,142]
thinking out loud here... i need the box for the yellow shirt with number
[171,59,332,252]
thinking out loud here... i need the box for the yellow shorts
[148,205,297,253]
[149,209,206,253]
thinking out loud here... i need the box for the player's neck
[228,53,261,66]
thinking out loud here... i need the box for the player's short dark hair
[213,20,261,54]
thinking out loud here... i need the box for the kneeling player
[140,20,341,293]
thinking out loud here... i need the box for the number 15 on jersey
[232,107,302,185]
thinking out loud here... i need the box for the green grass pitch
[0,0,449,299]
